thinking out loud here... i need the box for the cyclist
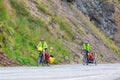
[82,41,91,63]
[37,38,48,65]
[48,47,55,64]
[49,47,54,57]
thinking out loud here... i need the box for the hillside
[0,0,120,66]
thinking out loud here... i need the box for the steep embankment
[0,51,19,66]
[0,0,120,66]
[113,0,120,47]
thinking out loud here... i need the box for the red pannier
[88,53,93,60]
[45,53,50,60]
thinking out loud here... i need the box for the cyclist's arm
[37,42,41,48]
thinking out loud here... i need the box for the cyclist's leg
[39,52,43,64]
[41,50,46,66]
[84,50,88,63]
[83,50,87,63]
[86,50,89,63]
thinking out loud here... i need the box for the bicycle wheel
[82,55,86,65]
[37,57,40,66]
[94,58,97,66]
[37,53,42,66]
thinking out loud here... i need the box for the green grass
[51,16,74,41]
[98,51,104,58]
[10,0,30,17]
[0,0,72,65]
[46,38,71,64]
[0,1,9,21]
[77,26,86,34]
[119,0,120,3]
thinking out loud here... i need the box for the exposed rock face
[75,0,116,39]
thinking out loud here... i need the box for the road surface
[0,64,120,80]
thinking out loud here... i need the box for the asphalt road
[0,64,120,80]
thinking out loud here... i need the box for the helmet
[50,47,54,50]
[84,40,88,44]
[37,47,42,51]
[40,38,44,41]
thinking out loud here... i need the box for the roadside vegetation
[0,0,71,65]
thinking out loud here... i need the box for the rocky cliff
[75,0,116,39]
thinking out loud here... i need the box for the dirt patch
[0,51,20,66]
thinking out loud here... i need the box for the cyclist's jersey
[83,43,90,51]
[37,41,47,50]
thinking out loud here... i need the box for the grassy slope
[0,0,71,65]
[0,0,120,66]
